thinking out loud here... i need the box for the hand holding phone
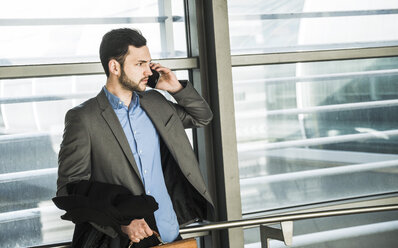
[148,63,182,93]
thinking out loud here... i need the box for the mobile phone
[147,69,160,88]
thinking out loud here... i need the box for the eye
[137,63,143,66]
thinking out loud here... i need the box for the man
[56,28,214,247]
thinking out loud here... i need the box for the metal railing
[179,205,398,234]
[28,204,398,248]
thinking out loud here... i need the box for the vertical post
[184,0,217,247]
[198,0,244,247]
[260,222,294,248]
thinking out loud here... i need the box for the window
[0,1,190,247]
[228,0,398,246]
[228,0,398,54]
[0,0,187,66]
[233,57,398,214]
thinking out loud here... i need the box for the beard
[119,68,146,92]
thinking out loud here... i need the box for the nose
[145,64,152,77]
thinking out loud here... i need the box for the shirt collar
[103,86,139,110]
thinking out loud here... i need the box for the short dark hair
[99,28,147,77]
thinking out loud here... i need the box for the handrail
[180,204,398,234]
[27,204,398,247]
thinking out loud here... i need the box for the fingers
[128,232,145,243]
[150,62,171,74]
[131,237,141,243]
[143,224,153,237]
[130,230,145,242]
[149,62,181,93]
[122,219,154,244]
[129,230,152,243]
[150,62,161,70]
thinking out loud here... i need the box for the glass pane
[0,0,187,66]
[244,210,398,247]
[227,0,398,54]
[0,70,191,247]
[233,57,398,214]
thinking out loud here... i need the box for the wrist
[168,81,184,94]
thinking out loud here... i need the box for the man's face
[118,45,152,92]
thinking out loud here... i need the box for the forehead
[125,45,151,63]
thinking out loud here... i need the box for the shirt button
[144,170,147,174]
[134,130,137,134]
[139,150,143,154]
[119,101,122,105]
[147,190,150,194]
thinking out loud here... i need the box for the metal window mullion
[2,46,397,79]
[0,58,198,80]
[231,46,398,66]
[229,9,398,21]
[158,0,176,57]
[0,16,182,26]
[183,0,209,184]
[202,0,243,247]
[184,1,215,247]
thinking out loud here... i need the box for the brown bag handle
[152,230,165,244]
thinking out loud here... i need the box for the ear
[108,59,121,76]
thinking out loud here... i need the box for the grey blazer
[57,81,214,235]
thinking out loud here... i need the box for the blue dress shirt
[103,87,179,242]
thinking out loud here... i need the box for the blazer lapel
[138,92,182,166]
[138,92,165,134]
[96,90,143,183]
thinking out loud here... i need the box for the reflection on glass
[233,57,398,214]
[0,0,187,65]
[244,210,398,247]
[228,0,398,54]
[0,75,103,247]
[0,70,191,247]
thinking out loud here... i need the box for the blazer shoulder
[64,96,100,123]
[140,89,168,102]
[70,96,100,113]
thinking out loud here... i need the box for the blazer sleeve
[169,80,213,129]
[57,108,91,197]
